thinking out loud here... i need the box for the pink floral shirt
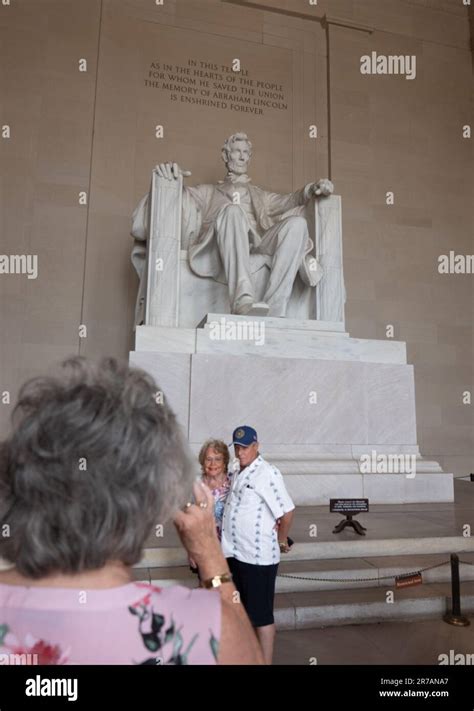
[0,582,220,665]
[202,472,232,541]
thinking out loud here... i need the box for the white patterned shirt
[221,455,295,566]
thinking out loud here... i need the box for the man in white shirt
[222,426,295,664]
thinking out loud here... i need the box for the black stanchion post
[443,553,470,627]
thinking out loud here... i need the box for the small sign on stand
[330,498,369,536]
[395,572,423,588]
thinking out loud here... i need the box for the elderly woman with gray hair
[0,357,262,665]
[189,439,232,577]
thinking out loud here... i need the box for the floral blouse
[0,581,220,665]
[202,472,232,541]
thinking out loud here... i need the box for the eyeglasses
[205,456,224,463]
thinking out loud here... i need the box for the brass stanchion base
[443,613,470,627]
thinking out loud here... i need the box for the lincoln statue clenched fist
[131,132,333,319]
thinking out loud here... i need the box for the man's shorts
[227,557,279,627]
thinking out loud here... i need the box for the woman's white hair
[0,356,195,578]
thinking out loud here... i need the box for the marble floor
[273,616,474,665]
[270,480,474,664]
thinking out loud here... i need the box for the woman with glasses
[189,440,232,578]
[198,440,233,541]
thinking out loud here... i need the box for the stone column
[314,194,345,324]
[145,172,183,327]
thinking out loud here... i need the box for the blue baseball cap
[232,425,258,447]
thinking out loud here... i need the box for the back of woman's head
[0,356,194,578]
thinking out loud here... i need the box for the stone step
[273,581,474,630]
[277,553,474,592]
[261,458,444,475]
[198,313,348,334]
[132,561,474,628]
[138,535,474,569]
[134,553,474,594]
[195,321,407,363]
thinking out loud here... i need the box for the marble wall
[0,0,100,424]
[1,0,472,477]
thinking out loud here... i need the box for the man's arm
[254,465,295,552]
[277,508,294,550]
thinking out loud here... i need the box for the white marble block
[314,195,345,323]
[130,350,191,429]
[187,354,416,446]
[131,344,418,446]
[130,322,453,504]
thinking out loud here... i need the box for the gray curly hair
[0,356,195,578]
[221,132,253,166]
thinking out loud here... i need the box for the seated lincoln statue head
[220,131,253,179]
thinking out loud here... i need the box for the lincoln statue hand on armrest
[131,131,333,320]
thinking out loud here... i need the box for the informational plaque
[330,499,369,514]
[331,499,369,536]
[395,572,423,588]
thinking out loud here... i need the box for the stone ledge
[134,323,408,364]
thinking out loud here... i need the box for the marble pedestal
[130,315,453,505]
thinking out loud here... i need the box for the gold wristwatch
[202,573,233,589]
